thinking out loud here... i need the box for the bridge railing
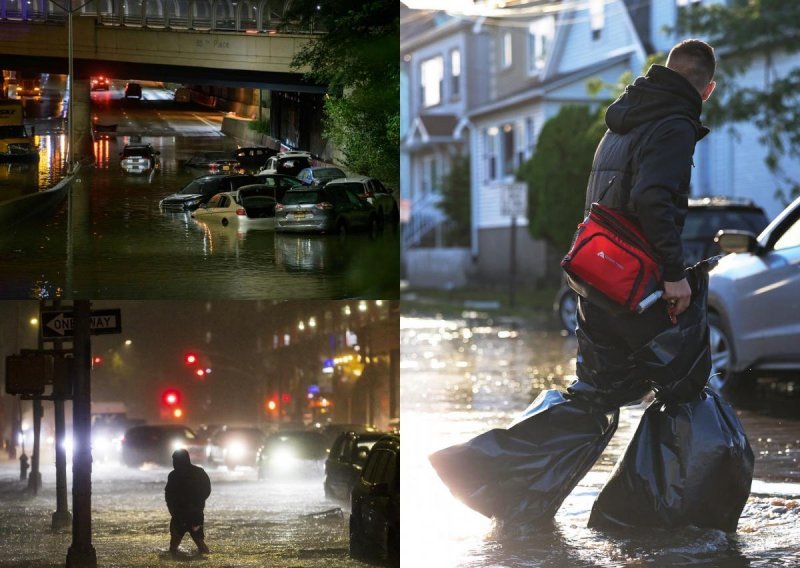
[0,0,323,33]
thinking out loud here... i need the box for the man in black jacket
[573,39,716,408]
[165,449,211,555]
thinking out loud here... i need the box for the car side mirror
[371,482,389,496]
[714,230,759,254]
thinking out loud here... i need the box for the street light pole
[67,7,73,171]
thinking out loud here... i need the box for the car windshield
[682,208,769,240]
[282,191,322,205]
[178,179,212,195]
[122,147,150,158]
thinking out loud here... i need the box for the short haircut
[666,39,716,93]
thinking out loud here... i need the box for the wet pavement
[401,315,800,567]
[0,76,398,299]
[0,459,371,567]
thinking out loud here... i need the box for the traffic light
[162,388,181,407]
[185,353,197,365]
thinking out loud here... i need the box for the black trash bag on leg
[587,387,754,532]
[429,389,618,526]
[588,259,754,532]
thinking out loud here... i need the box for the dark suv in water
[160,174,261,211]
[555,196,770,333]
[350,434,399,564]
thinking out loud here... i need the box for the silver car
[708,194,800,390]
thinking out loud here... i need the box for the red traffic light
[185,353,197,365]
[162,389,181,407]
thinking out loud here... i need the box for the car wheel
[708,312,744,391]
[349,512,365,558]
[558,290,578,334]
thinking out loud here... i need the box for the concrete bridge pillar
[71,79,95,165]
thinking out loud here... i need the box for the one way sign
[41,309,122,338]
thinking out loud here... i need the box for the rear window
[122,147,150,158]
[283,190,323,205]
[683,208,769,240]
[328,182,364,194]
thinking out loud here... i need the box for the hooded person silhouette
[165,448,211,555]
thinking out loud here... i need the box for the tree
[436,153,471,247]
[679,1,800,202]
[517,106,606,252]
[286,0,399,188]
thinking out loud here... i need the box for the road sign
[41,309,122,338]
[499,182,528,217]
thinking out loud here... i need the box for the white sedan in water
[191,184,278,229]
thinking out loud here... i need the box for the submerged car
[708,194,800,391]
[185,151,236,172]
[349,434,399,563]
[124,82,142,100]
[206,426,265,470]
[90,76,110,91]
[275,187,378,235]
[192,185,276,228]
[160,174,260,211]
[257,151,313,177]
[119,143,159,174]
[121,424,203,467]
[324,430,387,501]
[256,430,327,479]
[234,146,278,173]
[327,177,399,224]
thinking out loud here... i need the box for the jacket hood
[605,65,709,139]
[172,448,191,470]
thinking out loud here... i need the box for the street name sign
[41,309,122,338]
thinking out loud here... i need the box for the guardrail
[0,0,323,34]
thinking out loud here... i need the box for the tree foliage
[678,0,800,202]
[517,106,606,251]
[286,0,399,188]
[436,153,471,247]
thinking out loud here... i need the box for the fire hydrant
[19,453,29,481]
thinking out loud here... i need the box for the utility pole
[52,301,72,530]
[66,300,96,568]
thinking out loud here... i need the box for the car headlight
[227,441,247,460]
[269,447,298,470]
[172,440,185,452]
[93,435,109,451]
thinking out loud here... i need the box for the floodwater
[0,77,398,299]
[0,460,370,567]
[401,315,800,567]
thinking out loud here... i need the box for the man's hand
[663,278,691,319]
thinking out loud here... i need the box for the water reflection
[401,316,800,567]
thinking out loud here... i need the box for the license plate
[294,212,306,219]
[222,165,230,171]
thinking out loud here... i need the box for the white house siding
[691,51,800,218]
[555,1,642,75]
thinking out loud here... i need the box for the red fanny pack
[562,203,662,313]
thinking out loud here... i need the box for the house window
[527,17,555,73]
[420,56,443,108]
[485,128,498,181]
[676,0,702,5]
[501,32,512,69]
[450,49,461,99]
[589,0,604,40]
[422,156,440,194]
[501,123,515,177]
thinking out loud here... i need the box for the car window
[281,177,303,189]
[344,190,362,206]
[283,191,319,205]
[178,180,205,195]
[207,194,223,207]
[219,195,230,208]
[363,449,392,483]
[773,216,800,251]
[682,209,769,240]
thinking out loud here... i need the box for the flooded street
[401,316,800,567]
[0,77,398,299]
[0,459,368,567]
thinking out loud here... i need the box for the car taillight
[209,164,218,173]
[275,203,284,212]
[315,202,334,210]
[236,208,246,216]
